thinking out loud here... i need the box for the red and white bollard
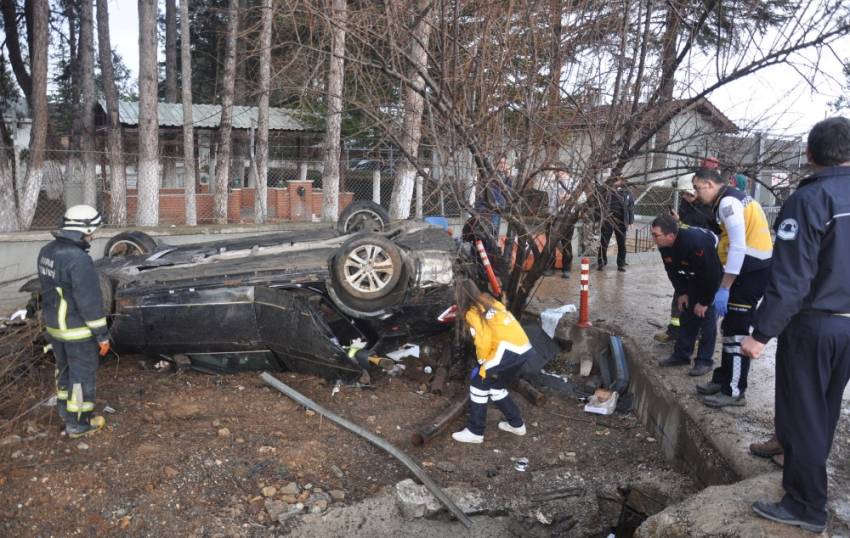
[475,239,503,297]
[577,257,592,328]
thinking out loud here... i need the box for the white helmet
[62,205,103,235]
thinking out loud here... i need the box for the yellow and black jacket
[713,186,773,273]
[465,300,531,379]
[37,230,109,343]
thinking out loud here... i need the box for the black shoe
[617,266,626,272]
[596,264,604,271]
[561,271,570,279]
[658,356,689,367]
[544,269,555,277]
[696,381,721,395]
[752,501,826,534]
[688,363,712,377]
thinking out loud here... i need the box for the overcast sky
[3,1,848,137]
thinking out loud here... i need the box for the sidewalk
[531,252,850,531]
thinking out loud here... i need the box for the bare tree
[78,0,97,207]
[15,0,47,230]
[162,0,178,188]
[137,0,160,226]
[320,0,347,222]
[213,0,239,224]
[180,0,196,225]
[388,0,433,219]
[254,0,273,224]
[96,0,128,226]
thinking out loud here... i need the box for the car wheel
[332,233,403,300]
[103,231,157,258]
[337,200,390,235]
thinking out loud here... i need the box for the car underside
[23,204,463,380]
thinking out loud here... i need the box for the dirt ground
[0,335,693,537]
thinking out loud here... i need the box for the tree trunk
[254,0,272,224]
[651,4,679,174]
[97,0,127,226]
[180,0,196,225]
[78,0,97,207]
[0,135,16,232]
[0,0,32,102]
[543,0,563,166]
[162,0,178,187]
[16,0,48,230]
[213,0,239,224]
[388,0,432,220]
[321,0,347,222]
[137,0,160,226]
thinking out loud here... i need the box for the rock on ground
[636,472,826,537]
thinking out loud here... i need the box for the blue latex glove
[470,366,480,381]
[714,287,730,317]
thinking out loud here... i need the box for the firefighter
[38,205,110,438]
[651,215,722,377]
[452,278,536,443]
[743,117,850,533]
[692,166,773,408]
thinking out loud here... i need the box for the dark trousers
[672,304,717,365]
[52,338,99,427]
[775,313,850,526]
[711,268,769,396]
[548,225,574,273]
[598,221,627,268]
[667,295,681,336]
[467,350,530,435]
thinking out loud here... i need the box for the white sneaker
[498,421,527,436]
[451,428,484,444]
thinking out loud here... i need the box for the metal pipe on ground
[411,395,467,446]
[260,372,473,529]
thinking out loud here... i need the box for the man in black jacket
[652,214,722,377]
[38,205,111,438]
[656,187,719,343]
[743,117,850,534]
[597,177,635,272]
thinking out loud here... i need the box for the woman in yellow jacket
[452,279,538,444]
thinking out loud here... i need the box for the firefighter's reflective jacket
[37,230,109,343]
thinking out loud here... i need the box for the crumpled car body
[25,221,460,379]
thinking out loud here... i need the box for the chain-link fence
[1,141,484,230]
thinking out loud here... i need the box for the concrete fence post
[372,170,381,204]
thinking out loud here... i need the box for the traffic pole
[577,257,592,328]
[474,239,503,297]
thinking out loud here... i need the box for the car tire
[332,233,404,301]
[103,231,157,258]
[336,200,390,235]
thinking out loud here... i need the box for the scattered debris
[540,304,577,338]
[585,389,619,416]
[261,372,473,528]
[513,457,529,472]
[103,405,117,414]
[386,344,420,361]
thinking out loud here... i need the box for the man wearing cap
[38,205,110,438]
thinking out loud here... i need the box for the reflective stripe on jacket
[37,230,109,343]
[465,300,531,378]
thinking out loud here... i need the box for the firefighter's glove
[98,341,111,357]
[713,288,730,318]
[470,366,480,381]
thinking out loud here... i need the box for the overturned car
[23,202,461,380]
